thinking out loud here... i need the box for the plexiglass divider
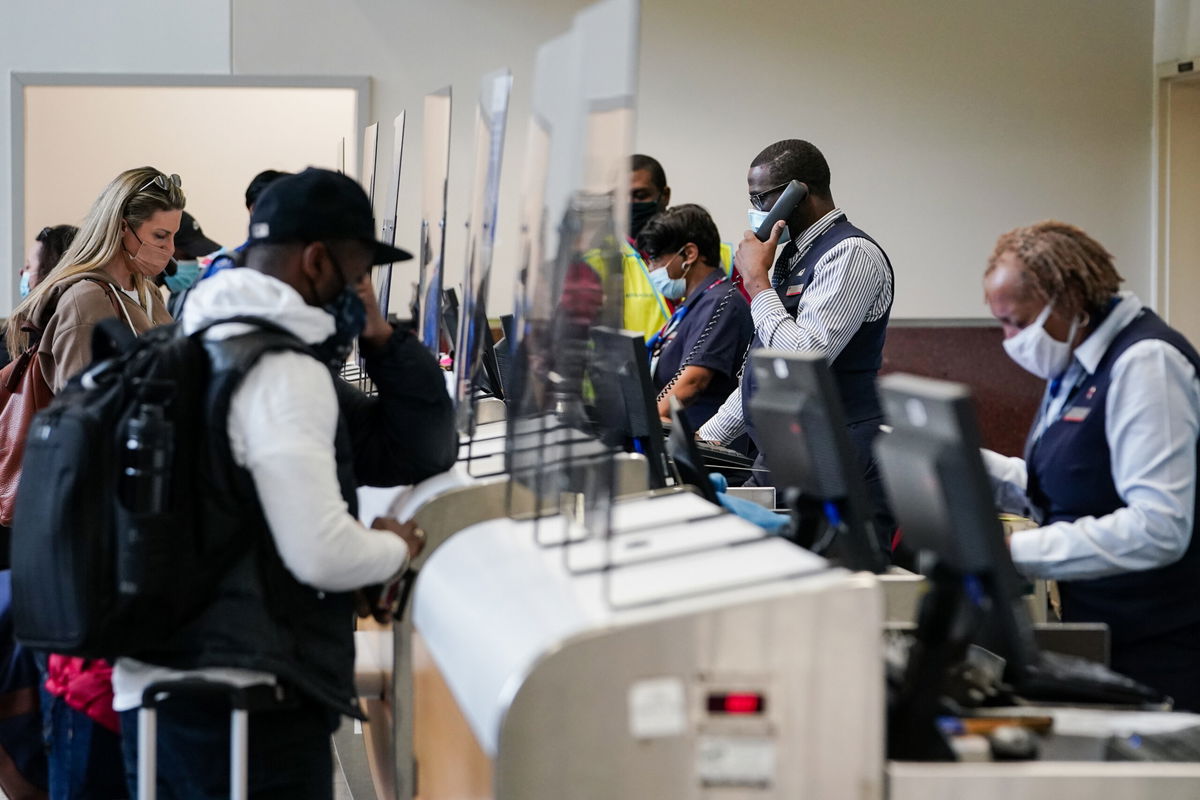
[453,69,513,438]
[418,88,453,355]
[505,0,641,546]
[377,112,406,319]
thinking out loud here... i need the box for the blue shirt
[651,274,753,430]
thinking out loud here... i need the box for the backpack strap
[79,277,132,327]
[201,322,322,511]
[187,315,308,345]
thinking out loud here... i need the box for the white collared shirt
[984,292,1200,580]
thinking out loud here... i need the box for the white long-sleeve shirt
[984,292,1200,581]
[114,269,411,711]
[698,208,892,444]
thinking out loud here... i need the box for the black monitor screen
[875,373,1037,670]
[875,374,1012,576]
[589,327,668,489]
[666,397,720,505]
[748,350,885,572]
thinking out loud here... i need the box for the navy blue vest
[742,217,893,450]
[1027,308,1200,644]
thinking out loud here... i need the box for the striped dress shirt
[697,208,893,444]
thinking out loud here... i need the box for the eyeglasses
[139,173,182,193]
[749,181,790,211]
[649,247,686,270]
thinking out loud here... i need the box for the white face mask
[747,209,791,244]
[1002,304,1080,380]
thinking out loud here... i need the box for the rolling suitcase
[137,679,284,800]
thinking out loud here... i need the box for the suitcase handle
[138,679,282,800]
[140,678,284,711]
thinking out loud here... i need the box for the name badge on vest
[1063,406,1091,423]
[786,282,805,297]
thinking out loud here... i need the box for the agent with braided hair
[637,204,752,430]
[983,220,1200,710]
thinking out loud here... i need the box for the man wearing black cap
[113,168,456,798]
[164,210,222,316]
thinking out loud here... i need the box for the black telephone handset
[754,180,809,242]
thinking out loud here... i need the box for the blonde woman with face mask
[2,166,181,800]
[6,166,181,394]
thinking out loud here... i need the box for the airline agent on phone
[697,139,896,551]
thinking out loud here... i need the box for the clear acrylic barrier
[453,68,513,434]
[418,88,452,353]
[376,111,406,318]
[505,0,641,542]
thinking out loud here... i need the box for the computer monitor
[494,314,516,394]
[441,287,459,358]
[442,288,505,401]
[747,350,887,574]
[877,374,1164,761]
[874,373,1038,673]
[588,327,669,489]
[665,397,720,505]
[478,312,505,401]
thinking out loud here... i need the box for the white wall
[233,0,1156,320]
[3,0,1160,320]
[23,85,357,257]
[231,0,597,320]
[1156,0,1200,62]
[0,0,231,312]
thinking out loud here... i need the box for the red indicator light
[706,692,766,715]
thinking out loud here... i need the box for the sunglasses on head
[139,173,182,193]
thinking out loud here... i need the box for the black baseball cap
[247,167,413,265]
[175,211,221,257]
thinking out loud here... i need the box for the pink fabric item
[43,655,118,733]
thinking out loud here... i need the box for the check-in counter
[411,490,885,799]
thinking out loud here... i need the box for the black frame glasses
[749,181,791,211]
[139,173,182,193]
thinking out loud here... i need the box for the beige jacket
[27,272,172,392]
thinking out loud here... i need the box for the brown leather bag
[0,324,54,526]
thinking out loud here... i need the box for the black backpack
[10,316,309,657]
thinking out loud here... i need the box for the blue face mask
[164,259,201,293]
[18,271,31,299]
[647,248,688,300]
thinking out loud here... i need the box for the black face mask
[312,248,367,368]
[630,200,662,239]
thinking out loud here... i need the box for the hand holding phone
[753,180,808,242]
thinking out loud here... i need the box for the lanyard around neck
[646,274,727,357]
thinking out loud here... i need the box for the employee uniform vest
[1027,309,1200,646]
[130,331,363,717]
[741,217,893,450]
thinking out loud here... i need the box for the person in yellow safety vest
[625,155,735,343]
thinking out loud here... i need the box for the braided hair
[986,221,1123,321]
